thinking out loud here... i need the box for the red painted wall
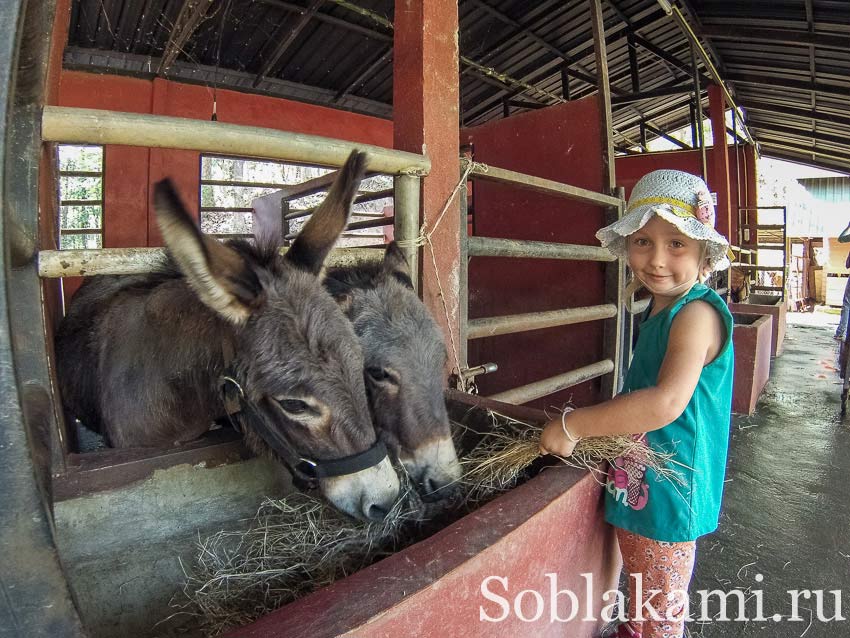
[615,145,757,248]
[462,96,607,409]
[54,70,394,297]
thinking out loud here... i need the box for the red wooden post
[393,0,462,374]
[708,84,732,240]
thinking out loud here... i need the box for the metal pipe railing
[468,304,617,339]
[466,161,623,209]
[462,157,626,402]
[488,359,615,405]
[284,188,394,221]
[393,174,421,290]
[38,246,384,278]
[43,106,431,176]
[468,236,616,262]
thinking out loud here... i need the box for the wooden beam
[253,0,324,87]
[157,0,215,75]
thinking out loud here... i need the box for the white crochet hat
[596,170,731,272]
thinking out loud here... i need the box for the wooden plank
[53,430,249,501]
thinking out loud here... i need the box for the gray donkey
[324,243,462,501]
[55,151,400,521]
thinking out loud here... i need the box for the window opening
[57,144,104,249]
[200,155,394,246]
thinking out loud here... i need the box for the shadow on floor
[688,316,850,637]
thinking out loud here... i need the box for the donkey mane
[324,262,413,296]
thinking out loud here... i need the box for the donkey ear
[285,150,368,275]
[383,241,414,290]
[154,179,264,325]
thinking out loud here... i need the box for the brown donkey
[325,243,462,501]
[55,151,400,521]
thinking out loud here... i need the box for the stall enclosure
[462,95,620,410]
[4,0,643,633]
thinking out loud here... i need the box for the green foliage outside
[58,145,103,249]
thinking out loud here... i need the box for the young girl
[539,170,734,638]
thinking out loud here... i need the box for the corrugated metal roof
[799,177,850,203]
[62,0,850,173]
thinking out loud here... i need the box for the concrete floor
[688,312,850,637]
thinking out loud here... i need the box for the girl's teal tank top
[604,283,734,542]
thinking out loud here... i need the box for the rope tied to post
[396,159,489,392]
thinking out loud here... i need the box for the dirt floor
[688,311,850,637]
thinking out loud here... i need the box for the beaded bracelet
[560,409,582,443]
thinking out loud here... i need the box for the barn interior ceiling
[64,0,850,173]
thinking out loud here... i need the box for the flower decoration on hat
[694,187,714,226]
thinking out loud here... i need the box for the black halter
[218,373,388,491]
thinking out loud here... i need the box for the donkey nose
[421,473,461,502]
[364,502,390,522]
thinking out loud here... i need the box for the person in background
[834,220,850,341]
[539,170,734,638]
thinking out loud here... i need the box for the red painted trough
[729,293,786,358]
[225,393,620,638]
[731,313,773,415]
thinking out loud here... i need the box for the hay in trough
[173,409,685,635]
[169,473,430,636]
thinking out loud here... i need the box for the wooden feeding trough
[731,313,773,415]
[224,392,619,638]
[729,293,786,358]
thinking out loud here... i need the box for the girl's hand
[539,418,579,458]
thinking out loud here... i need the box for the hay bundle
[459,410,685,497]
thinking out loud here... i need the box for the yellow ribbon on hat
[629,195,736,264]
[627,196,700,222]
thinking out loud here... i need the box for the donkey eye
[276,399,310,415]
[366,367,397,384]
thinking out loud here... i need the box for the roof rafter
[465,0,599,86]
[727,73,849,99]
[701,25,850,51]
[157,0,215,75]
[749,120,849,150]
[253,0,324,88]
[743,102,850,130]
